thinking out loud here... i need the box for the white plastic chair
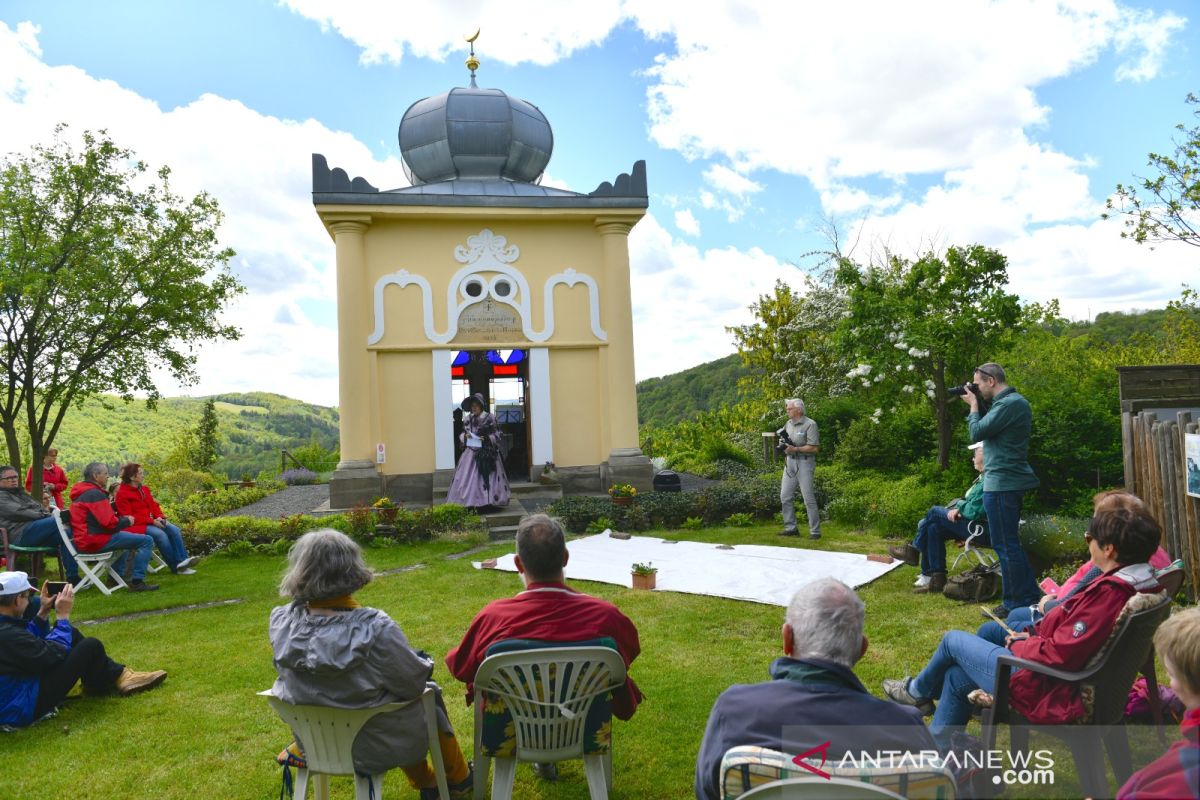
[472,646,626,800]
[950,520,996,572]
[260,685,449,800]
[739,776,906,798]
[53,510,126,594]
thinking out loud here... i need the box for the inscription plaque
[454,300,526,343]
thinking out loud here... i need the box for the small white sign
[376,443,386,464]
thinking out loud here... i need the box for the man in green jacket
[889,443,987,593]
[962,362,1040,615]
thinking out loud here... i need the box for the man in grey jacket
[0,465,77,582]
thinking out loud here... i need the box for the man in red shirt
[446,514,642,719]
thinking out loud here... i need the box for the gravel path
[222,484,329,519]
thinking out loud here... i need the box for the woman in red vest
[113,463,199,575]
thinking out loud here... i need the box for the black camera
[775,427,795,455]
[948,382,991,413]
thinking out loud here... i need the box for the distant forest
[635,353,753,428]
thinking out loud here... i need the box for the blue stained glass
[485,349,526,365]
[451,350,469,366]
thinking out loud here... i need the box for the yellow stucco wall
[548,347,603,467]
[376,350,435,475]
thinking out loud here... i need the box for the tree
[1104,93,1200,248]
[833,245,1023,470]
[0,126,243,496]
[192,397,221,471]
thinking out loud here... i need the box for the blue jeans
[913,505,971,575]
[16,515,79,580]
[101,532,154,580]
[143,523,188,569]
[977,606,1039,645]
[983,490,1040,608]
[910,630,1008,749]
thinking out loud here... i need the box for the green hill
[46,392,339,479]
[636,353,751,427]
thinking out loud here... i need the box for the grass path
[3,523,1170,798]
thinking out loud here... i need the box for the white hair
[785,578,865,668]
[785,398,804,414]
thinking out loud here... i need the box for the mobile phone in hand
[45,581,68,596]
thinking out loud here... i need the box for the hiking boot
[912,572,946,594]
[129,580,159,592]
[115,667,167,696]
[882,677,934,716]
[778,529,799,537]
[982,604,1010,620]
[532,762,558,781]
[888,544,921,567]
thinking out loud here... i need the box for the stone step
[488,524,519,541]
[433,481,561,502]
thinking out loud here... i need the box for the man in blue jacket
[962,362,1041,616]
[694,578,935,800]
[0,572,167,728]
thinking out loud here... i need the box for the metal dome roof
[398,86,553,185]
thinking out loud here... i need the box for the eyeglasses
[0,475,18,481]
[975,365,1001,382]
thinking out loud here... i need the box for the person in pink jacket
[113,463,199,575]
[25,448,68,509]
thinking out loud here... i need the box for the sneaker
[888,544,921,567]
[115,667,167,696]
[882,677,934,716]
[778,529,799,537]
[176,556,201,570]
[129,580,159,592]
[175,568,197,575]
[982,604,1010,620]
[913,574,931,587]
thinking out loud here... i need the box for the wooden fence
[1122,409,1200,599]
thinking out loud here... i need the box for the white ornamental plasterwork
[367,228,607,345]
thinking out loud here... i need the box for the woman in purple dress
[446,394,510,510]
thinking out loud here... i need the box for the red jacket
[445,581,643,719]
[1117,707,1199,799]
[25,464,68,508]
[113,483,165,534]
[68,481,130,553]
[1008,566,1150,725]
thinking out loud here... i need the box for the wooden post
[1146,415,1163,527]
[1121,411,1136,492]
[1161,421,1180,559]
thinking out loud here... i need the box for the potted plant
[539,461,559,485]
[239,472,256,488]
[372,496,400,524]
[608,483,637,507]
[631,562,657,590]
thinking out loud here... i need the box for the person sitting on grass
[977,492,1172,643]
[883,490,1163,749]
[269,529,474,800]
[694,578,936,800]
[888,442,988,594]
[69,462,158,592]
[1117,605,1200,799]
[0,572,166,728]
[114,463,199,575]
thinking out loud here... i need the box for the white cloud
[1113,7,1188,82]
[0,21,409,406]
[674,208,700,236]
[628,214,794,379]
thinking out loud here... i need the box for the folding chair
[950,520,996,571]
[1,525,65,581]
[53,509,126,594]
[260,685,449,800]
[472,643,626,800]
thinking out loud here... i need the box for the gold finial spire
[465,28,481,88]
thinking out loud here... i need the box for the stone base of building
[605,447,654,494]
[329,461,382,509]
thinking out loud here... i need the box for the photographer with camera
[778,398,821,539]
[959,363,1041,617]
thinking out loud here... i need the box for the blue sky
[1,0,1196,406]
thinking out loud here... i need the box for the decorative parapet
[588,160,647,199]
[312,154,379,194]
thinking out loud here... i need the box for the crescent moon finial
[465,28,480,43]
[464,28,481,87]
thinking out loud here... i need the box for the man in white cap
[0,572,167,727]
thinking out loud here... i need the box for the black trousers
[33,632,125,719]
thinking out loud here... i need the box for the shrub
[725,512,754,527]
[185,515,287,555]
[696,484,753,524]
[681,516,703,530]
[166,485,276,524]
[636,491,699,529]
[280,468,318,486]
[547,495,613,533]
[1020,514,1089,564]
[586,517,616,533]
[835,403,936,472]
[427,503,476,531]
[154,468,220,505]
[346,504,375,544]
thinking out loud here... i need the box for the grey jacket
[269,603,450,774]
[0,488,52,544]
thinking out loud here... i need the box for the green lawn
[3,523,1176,798]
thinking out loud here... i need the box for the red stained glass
[451,366,464,376]
[492,365,518,376]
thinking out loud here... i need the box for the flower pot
[612,496,633,507]
[631,572,656,590]
[377,507,399,524]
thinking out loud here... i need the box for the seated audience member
[270,529,473,800]
[695,578,936,800]
[1117,606,1200,799]
[446,513,642,779]
[69,462,158,592]
[884,490,1163,748]
[889,443,987,593]
[0,464,78,583]
[114,463,199,575]
[0,572,166,727]
[25,448,68,509]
